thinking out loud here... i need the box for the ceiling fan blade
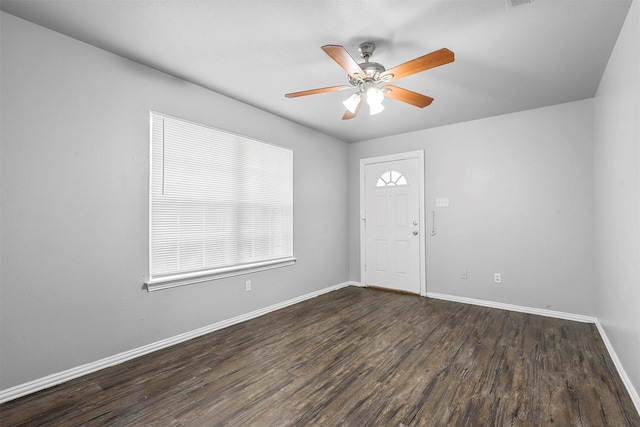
[381,48,454,82]
[285,85,351,98]
[321,45,366,80]
[342,96,364,120]
[384,85,434,108]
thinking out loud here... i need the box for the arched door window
[376,170,408,187]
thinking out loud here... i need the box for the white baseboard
[425,292,597,323]
[348,281,365,287]
[0,281,352,404]
[594,320,640,414]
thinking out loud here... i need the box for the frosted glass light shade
[342,93,361,113]
[368,102,385,115]
[366,86,384,105]
[366,86,385,115]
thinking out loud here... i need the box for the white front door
[361,153,424,295]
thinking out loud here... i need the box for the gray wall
[0,12,349,389]
[594,0,640,400]
[349,99,596,316]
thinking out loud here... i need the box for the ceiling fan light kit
[285,41,454,120]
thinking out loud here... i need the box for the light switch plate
[436,197,450,208]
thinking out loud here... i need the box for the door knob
[413,231,419,236]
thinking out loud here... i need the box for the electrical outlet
[494,273,502,283]
[245,280,252,292]
[461,269,468,279]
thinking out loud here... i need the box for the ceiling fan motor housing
[349,61,386,85]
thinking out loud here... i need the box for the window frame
[145,112,296,292]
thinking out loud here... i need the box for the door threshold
[366,285,420,297]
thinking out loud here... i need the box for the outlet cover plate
[436,197,450,208]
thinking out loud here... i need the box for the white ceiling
[1,0,632,143]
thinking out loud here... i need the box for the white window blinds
[148,112,294,289]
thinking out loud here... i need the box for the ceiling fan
[285,42,454,120]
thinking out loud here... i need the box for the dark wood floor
[1,286,639,426]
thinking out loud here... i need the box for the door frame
[360,150,427,296]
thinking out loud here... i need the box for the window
[376,170,407,187]
[146,112,294,291]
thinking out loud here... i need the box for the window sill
[144,257,297,292]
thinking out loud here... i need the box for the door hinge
[361,218,366,227]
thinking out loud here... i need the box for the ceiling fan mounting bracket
[358,42,376,61]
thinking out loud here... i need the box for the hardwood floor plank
[1,287,638,426]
